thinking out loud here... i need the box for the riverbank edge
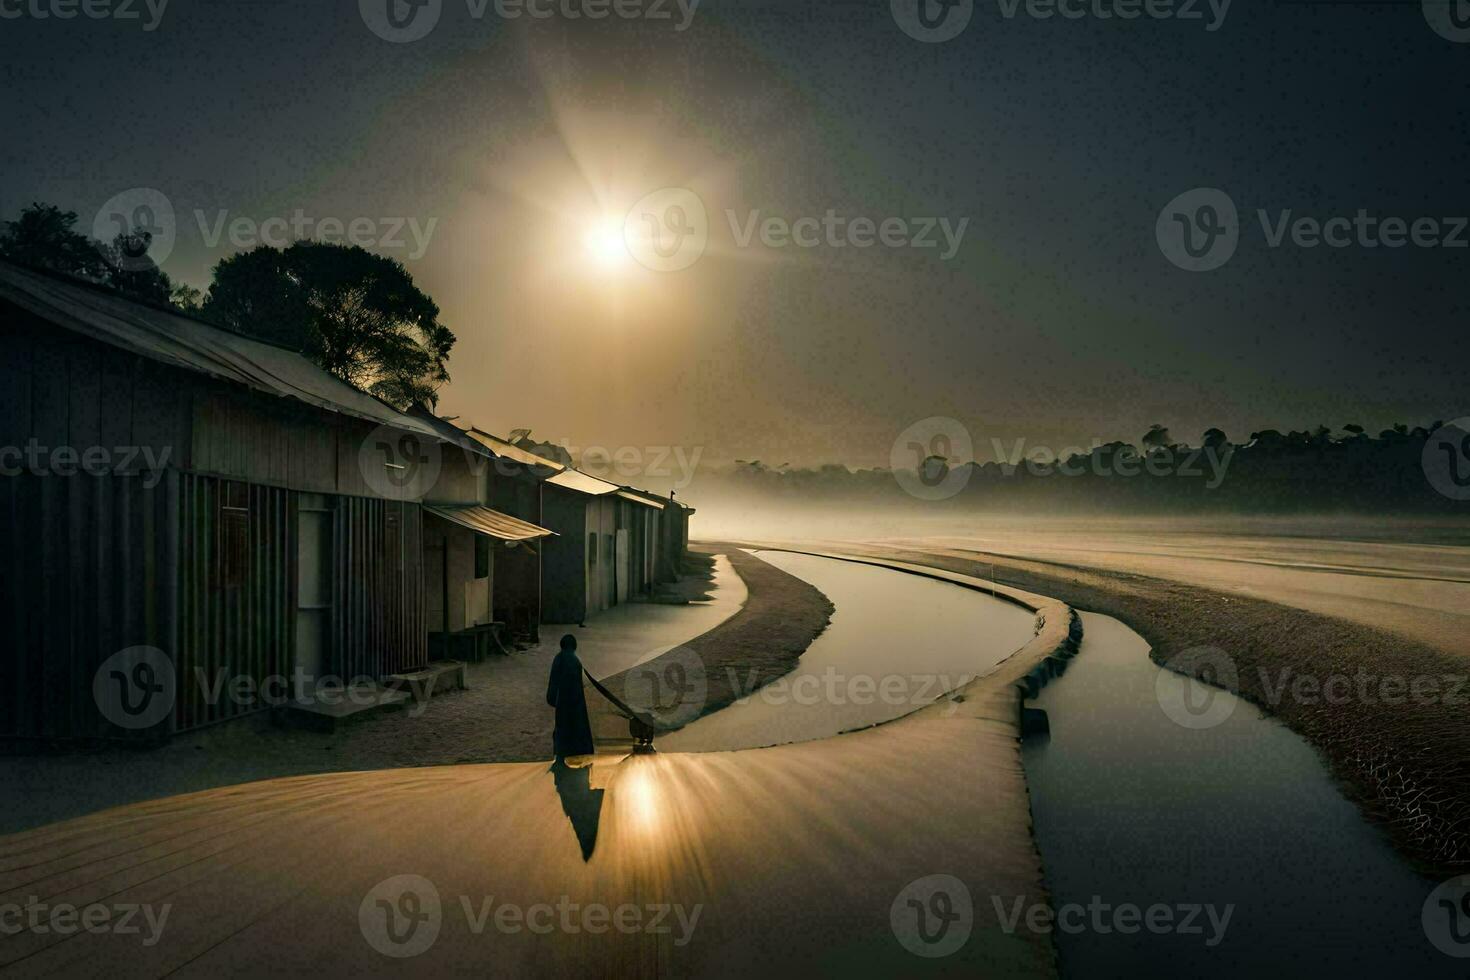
[802,540,1466,879]
[595,544,836,731]
[729,545,1085,976]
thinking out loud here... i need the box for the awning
[618,490,665,509]
[424,505,556,542]
[546,468,620,496]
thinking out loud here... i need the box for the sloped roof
[617,489,665,509]
[423,505,555,541]
[464,429,567,472]
[546,468,621,496]
[0,260,440,439]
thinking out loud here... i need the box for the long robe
[546,649,595,759]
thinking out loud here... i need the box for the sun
[583,221,630,271]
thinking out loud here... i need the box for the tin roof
[464,429,567,472]
[617,489,665,509]
[423,504,555,541]
[546,468,621,496]
[0,260,441,440]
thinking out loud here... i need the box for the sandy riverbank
[0,557,1076,978]
[797,540,1470,877]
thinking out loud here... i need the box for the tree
[0,202,177,307]
[0,203,108,278]
[1142,424,1172,451]
[202,242,455,408]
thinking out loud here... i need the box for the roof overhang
[546,468,620,496]
[617,490,665,509]
[424,505,556,542]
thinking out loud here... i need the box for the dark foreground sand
[801,540,1470,877]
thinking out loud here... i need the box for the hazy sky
[4,0,1466,467]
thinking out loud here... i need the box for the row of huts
[0,260,695,742]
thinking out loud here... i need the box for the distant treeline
[694,423,1468,514]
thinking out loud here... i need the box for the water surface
[663,550,1036,752]
[1024,611,1448,976]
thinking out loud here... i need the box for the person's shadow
[550,758,604,862]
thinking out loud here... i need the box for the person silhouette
[549,758,604,861]
[546,634,595,761]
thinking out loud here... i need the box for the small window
[217,480,249,589]
[588,532,597,565]
[475,536,491,579]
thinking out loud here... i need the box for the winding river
[661,550,1037,752]
[672,551,1447,974]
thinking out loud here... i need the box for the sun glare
[584,221,630,271]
